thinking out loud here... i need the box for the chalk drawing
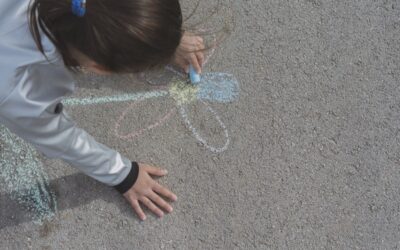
[179,100,230,153]
[63,91,169,106]
[64,35,239,152]
[115,105,176,140]
[63,71,240,153]
[0,126,57,224]
[169,79,199,105]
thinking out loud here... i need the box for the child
[0,0,205,221]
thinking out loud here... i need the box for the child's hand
[122,163,177,221]
[173,32,205,74]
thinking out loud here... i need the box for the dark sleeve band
[113,161,140,194]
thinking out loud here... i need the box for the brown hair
[29,0,183,73]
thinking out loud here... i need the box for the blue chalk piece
[189,65,201,84]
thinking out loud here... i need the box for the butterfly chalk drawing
[63,68,240,153]
[65,34,240,153]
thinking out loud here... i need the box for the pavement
[1,0,400,249]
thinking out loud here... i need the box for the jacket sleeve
[0,63,138,192]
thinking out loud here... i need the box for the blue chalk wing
[196,73,240,103]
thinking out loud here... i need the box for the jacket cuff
[113,162,139,194]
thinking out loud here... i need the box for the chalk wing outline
[113,70,239,153]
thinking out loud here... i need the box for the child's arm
[0,62,175,220]
[0,67,132,187]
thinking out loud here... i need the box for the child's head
[29,0,183,74]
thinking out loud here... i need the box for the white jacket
[0,0,136,191]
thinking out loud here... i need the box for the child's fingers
[190,55,202,74]
[172,58,189,73]
[153,183,178,201]
[131,199,146,221]
[144,165,168,176]
[148,191,173,213]
[179,61,189,74]
[196,51,205,68]
[196,37,205,66]
[140,196,164,218]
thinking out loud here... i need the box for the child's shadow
[0,172,140,230]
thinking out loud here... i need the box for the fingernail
[142,216,147,221]
[163,170,168,174]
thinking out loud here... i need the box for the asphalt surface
[1,0,400,249]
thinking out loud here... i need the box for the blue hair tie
[72,0,86,17]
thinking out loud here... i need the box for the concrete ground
[1,0,400,249]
